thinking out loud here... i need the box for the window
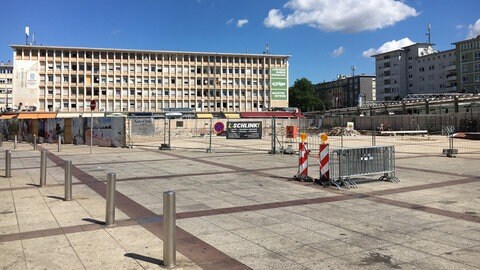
[461,54,468,62]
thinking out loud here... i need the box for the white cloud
[456,24,465,30]
[467,18,480,38]
[362,37,415,57]
[264,0,418,33]
[237,19,248,28]
[226,18,234,25]
[332,46,345,57]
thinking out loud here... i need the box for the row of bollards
[3,147,176,268]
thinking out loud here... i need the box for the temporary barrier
[329,146,399,189]
[318,143,330,183]
[294,141,313,181]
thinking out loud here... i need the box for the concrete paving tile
[275,244,332,264]
[371,230,420,244]
[251,235,304,251]
[415,230,480,249]
[341,235,394,250]
[22,235,84,270]
[262,223,309,235]
[66,230,141,269]
[232,226,280,241]
[302,256,354,270]
[177,218,225,236]
[309,239,365,256]
[215,240,270,257]
[202,215,256,231]
[237,250,308,270]
[440,246,480,268]
[197,230,246,246]
[343,250,405,269]
[315,225,362,240]
[284,230,333,245]
[404,256,479,270]
[372,244,432,263]
[0,241,26,270]
[402,239,461,256]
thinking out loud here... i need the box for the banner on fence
[226,121,262,139]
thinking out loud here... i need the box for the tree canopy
[288,78,326,112]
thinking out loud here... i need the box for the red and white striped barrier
[297,141,308,177]
[319,143,330,182]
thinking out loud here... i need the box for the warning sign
[226,121,262,139]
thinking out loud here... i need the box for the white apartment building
[374,43,456,101]
[0,62,13,111]
[11,45,290,112]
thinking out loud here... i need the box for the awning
[224,113,240,119]
[196,113,213,119]
[17,113,39,119]
[0,114,16,119]
[36,113,57,119]
[56,112,81,118]
[79,112,105,117]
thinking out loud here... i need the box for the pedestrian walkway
[0,140,479,269]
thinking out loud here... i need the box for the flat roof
[10,44,291,58]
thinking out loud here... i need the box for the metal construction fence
[329,146,399,189]
[125,113,479,156]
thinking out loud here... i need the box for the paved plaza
[0,137,479,269]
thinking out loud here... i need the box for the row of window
[42,87,270,98]
[45,100,267,112]
[461,74,480,83]
[19,49,286,65]
[459,40,480,51]
[0,68,13,74]
[41,75,270,87]
[0,79,13,84]
[41,63,272,76]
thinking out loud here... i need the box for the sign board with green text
[270,68,288,101]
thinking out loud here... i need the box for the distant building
[0,61,13,111]
[10,45,290,112]
[453,35,480,93]
[314,75,375,109]
[373,43,456,101]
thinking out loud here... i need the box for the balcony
[445,65,456,71]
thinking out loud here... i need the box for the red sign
[214,122,225,133]
[90,100,96,110]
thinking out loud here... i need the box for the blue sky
[1,0,479,85]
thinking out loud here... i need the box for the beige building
[0,61,13,111]
[454,35,480,93]
[11,45,289,112]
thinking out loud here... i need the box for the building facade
[454,35,480,93]
[314,75,375,109]
[11,45,289,112]
[374,43,457,101]
[0,62,13,111]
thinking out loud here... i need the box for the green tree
[289,78,324,112]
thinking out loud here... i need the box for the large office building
[454,35,480,93]
[10,45,290,112]
[0,61,13,111]
[314,75,376,109]
[373,43,457,101]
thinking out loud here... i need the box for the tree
[289,78,325,112]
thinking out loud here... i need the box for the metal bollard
[57,136,62,152]
[40,150,47,187]
[14,135,17,149]
[0,134,3,148]
[5,150,11,178]
[105,173,116,226]
[33,134,37,150]
[163,191,176,268]
[64,160,72,201]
